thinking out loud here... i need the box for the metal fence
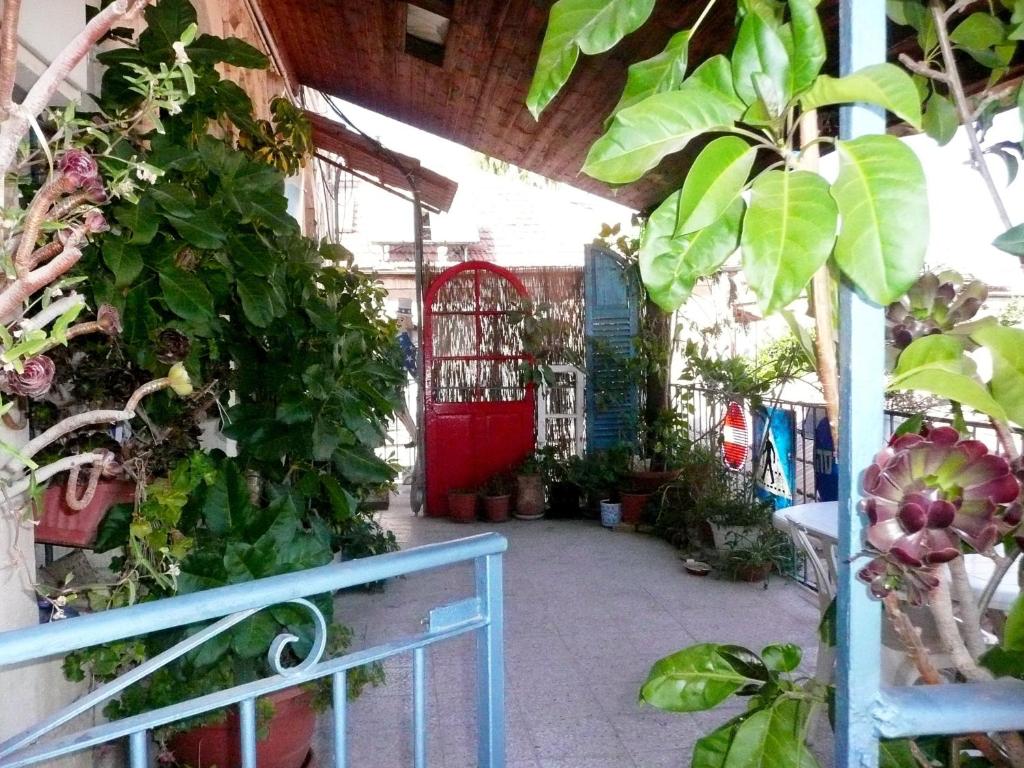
[675,385,1023,505]
[0,534,507,768]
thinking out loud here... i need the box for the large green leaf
[728,698,820,768]
[640,198,744,311]
[165,209,227,250]
[138,0,197,55]
[526,0,656,119]
[611,29,691,117]
[993,222,1024,256]
[102,240,144,288]
[830,135,928,305]
[113,196,159,245]
[731,10,792,107]
[583,75,744,183]
[888,335,1008,421]
[676,137,757,236]
[970,324,1024,427]
[788,0,826,93]
[236,272,277,328]
[187,34,268,69]
[693,717,744,768]
[640,643,761,712]
[740,170,837,313]
[149,183,197,219]
[800,64,922,129]
[159,267,215,324]
[922,91,958,146]
[333,446,395,485]
[761,643,802,673]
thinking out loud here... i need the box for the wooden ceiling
[255,1,910,212]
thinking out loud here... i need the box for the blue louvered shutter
[584,243,640,453]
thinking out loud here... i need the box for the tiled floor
[316,495,830,768]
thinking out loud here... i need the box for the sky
[327,96,1024,292]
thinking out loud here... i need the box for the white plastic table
[774,501,1021,612]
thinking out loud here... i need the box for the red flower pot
[169,687,315,768]
[448,491,478,522]
[483,494,511,523]
[619,491,652,525]
[626,469,681,494]
[34,479,136,548]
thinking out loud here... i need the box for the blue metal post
[476,553,505,768]
[836,1,887,766]
[128,730,147,768]
[413,647,427,768]
[332,671,348,768]
[239,698,257,768]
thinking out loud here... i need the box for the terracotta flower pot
[618,491,652,525]
[483,494,511,522]
[169,686,315,768]
[514,474,544,519]
[33,479,136,548]
[626,469,681,494]
[448,491,478,522]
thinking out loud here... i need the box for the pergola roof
[257,1,1003,213]
[308,111,458,213]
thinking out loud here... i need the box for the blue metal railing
[0,533,507,768]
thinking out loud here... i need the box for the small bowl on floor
[682,559,711,577]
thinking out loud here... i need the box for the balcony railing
[0,533,507,768]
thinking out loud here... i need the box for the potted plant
[719,526,792,585]
[513,452,545,520]
[447,487,479,523]
[617,477,652,526]
[62,456,384,768]
[481,472,512,523]
[704,488,775,553]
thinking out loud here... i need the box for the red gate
[423,261,535,517]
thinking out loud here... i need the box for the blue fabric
[398,331,417,376]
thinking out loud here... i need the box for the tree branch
[19,293,84,333]
[12,176,76,277]
[0,237,83,323]
[948,555,986,659]
[929,571,992,681]
[883,594,1011,767]
[930,0,1013,229]
[898,52,951,84]
[1,451,107,510]
[979,545,1020,616]
[0,0,21,117]
[0,0,149,177]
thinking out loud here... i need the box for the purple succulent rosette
[858,426,1020,603]
[886,271,986,351]
[1,355,56,399]
[57,149,100,188]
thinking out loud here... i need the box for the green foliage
[71,0,404,561]
[641,642,825,768]
[530,0,929,317]
[526,0,656,119]
[63,452,385,734]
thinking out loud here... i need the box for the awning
[307,111,457,214]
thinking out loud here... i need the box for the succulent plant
[858,426,1020,603]
[886,271,987,351]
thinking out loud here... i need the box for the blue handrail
[0,533,508,768]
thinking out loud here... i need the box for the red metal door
[424,261,535,517]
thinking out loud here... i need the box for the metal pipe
[835,2,887,767]
[876,681,1024,738]
[0,533,507,666]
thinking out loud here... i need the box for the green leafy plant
[63,452,383,739]
[641,641,826,766]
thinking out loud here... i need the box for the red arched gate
[423,261,535,517]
